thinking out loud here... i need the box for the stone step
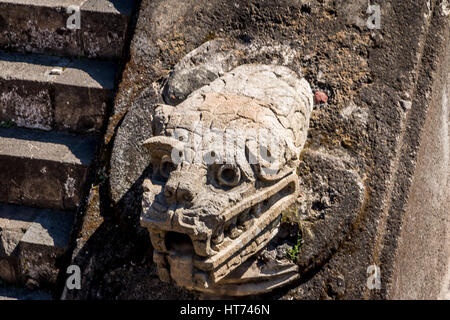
[0,0,136,60]
[0,287,52,300]
[0,127,96,211]
[0,203,74,287]
[0,51,117,134]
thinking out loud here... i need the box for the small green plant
[286,231,302,262]
[96,166,108,185]
[202,31,216,43]
[0,120,15,128]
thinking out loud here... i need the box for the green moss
[286,231,303,262]
[0,120,15,128]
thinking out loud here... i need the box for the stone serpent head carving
[139,64,313,295]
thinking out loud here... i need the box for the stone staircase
[0,0,135,296]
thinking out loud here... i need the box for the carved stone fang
[143,172,299,290]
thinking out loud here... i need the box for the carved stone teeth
[238,208,252,231]
[228,225,243,239]
[251,203,263,218]
[212,232,224,245]
[212,226,224,245]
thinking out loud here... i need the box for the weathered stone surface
[0,204,74,287]
[161,38,306,109]
[21,210,74,249]
[0,0,134,299]
[199,247,300,297]
[0,258,17,283]
[110,48,366,296]
[18,211,74,288]
[118,53,364,294]
[294,150,365,275]
[0,52,116,133]
[0,230,23,257]
[0,205,39,256]
[162,39,239,105]
[387,46,449,300]
[0,127,96,210]
[109,100,156,203]
[110,42,311,204]
[0,0,136,60]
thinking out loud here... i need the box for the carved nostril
[165,185,195,206]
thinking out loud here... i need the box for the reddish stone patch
[314,91,328,104]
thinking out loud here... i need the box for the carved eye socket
[217,164,241,187]
[160,155,176,179]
